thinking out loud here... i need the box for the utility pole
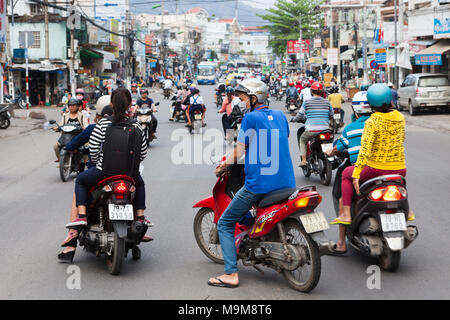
[160,0,165,75]
[298,14,303,73]
[69,0,76,96]
[394,0,398,87]
[329,6,333,77]
[362,2,368,85]
[44,0,50,104]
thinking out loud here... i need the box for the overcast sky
[243,0,277,9]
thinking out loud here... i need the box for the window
[18,31,40,49]
[418,76,450,87]
[30,4,43,15]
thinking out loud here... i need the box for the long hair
[111,88,131,123]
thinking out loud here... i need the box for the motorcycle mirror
[49,120,56,124]
[155,102,160,106]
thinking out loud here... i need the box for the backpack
[101,116,143,178]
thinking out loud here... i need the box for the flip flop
[327,244,348,256]
[330,218,351,225]
[207,277,239,288]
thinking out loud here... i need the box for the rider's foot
[207,273,239,288]
[137,215,154,227]
[61,229,79,247]
[169,118,174,121]
[202,123,207,127]
[65,216,87,229]
[298,160,307,167]
[58,248,75,263]
[141,235,154,242]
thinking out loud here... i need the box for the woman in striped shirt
[60,88,151,261]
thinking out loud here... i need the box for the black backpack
[101,116,143,178]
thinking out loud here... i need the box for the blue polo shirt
[237,106,296,194]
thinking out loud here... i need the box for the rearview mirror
[49,120,56,124]
[155,102,160,106]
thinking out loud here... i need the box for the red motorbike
[193,160,333,292]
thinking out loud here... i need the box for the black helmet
[68,98,79,105]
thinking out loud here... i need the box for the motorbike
[5,90,27,109]
[286,97,299,115]
[190,109,203,134]
[225,113,243,144]
[296,123,335,186]
[136,102,159,146]
[93,86,104,104]
[193,159,334,292]
[276,88,285,101]
[330,108,342,133]
[0,106,12,129]
[216,92,226,109]
[269,85,277,97]
[331,154,419,271]
[49,120,88,182]
[77,172,149,274]
[170,96,186,122]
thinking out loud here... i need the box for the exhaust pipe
[404,225,418,249]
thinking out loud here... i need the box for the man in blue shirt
[207,79,296,288]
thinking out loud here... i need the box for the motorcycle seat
[257,188,298,208]
[359,175,405,194]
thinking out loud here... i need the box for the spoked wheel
[319,158,332,186]
[301,163,311,178]
[379,243,401,272]
[282,219,321,293]
[59,151,72,182]
[193,208,224,264]
[0,118,10,129]
[106,230,126,275]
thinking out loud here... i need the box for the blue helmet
[360,84,369,92]
[367,83,392,107]
[225,86,235,93]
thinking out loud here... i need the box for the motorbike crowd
[47,68,417,293]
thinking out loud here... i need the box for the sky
[243,0,277,9]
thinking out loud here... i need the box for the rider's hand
[353,178,360,196]
[52,127,58,132]
[216,163,227,177]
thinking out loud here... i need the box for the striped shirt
[295,96,332,132]
[89,117,148,171]
[335,115,370,164]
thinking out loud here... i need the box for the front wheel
[59,151,72,182]
[0,118,10,129]
[193,208,224,264]
[319,158,332,186]
[106,230,126,275]
[282,219,321,293]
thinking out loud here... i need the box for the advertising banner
[0,0,6,43]
[434,18,450,39]
[375,48,387,64]
[287,40,310,54]
[327,48,338,65]
[95,0,126,22]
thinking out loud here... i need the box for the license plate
[300,212,330,234]
[380,213,407,232]
[108,204,134,221]
[194,114,202,120]
[333,114,341,120]
[321,143,333,153]
[431,91,440,97]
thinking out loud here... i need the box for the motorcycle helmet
[367,83,392,108]
[96,95,111,111]
[140,88,148,94]
[360,84,369,92]
[311,82,323,91]
[234,78,268,109]
[289,82,294,87]
[351,91,372,115]
[225,86,235,93]
[75,88,85,95]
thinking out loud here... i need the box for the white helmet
[234,78,268,104]
[351,91,372,114]
[96,95,111,110]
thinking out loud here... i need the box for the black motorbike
[331,158,419,271]
[50,120,88,182]
[269,85,277,97]
[93,86,104,104]
[163,88,172,99]
[216,92,225,109]
[276,88,285,101]
[296,123,335,186]
[5,89,27,109]
[170,96,186,122]
[77,175,149,274]
[0,106,12,129]
[136,102,159,146]
[286,96,299,115]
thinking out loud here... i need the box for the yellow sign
[324,73,333,87]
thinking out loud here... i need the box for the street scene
[0,0,450,302]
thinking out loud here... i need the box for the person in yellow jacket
[331,83,411,225]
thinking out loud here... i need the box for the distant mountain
[130,0,272,26]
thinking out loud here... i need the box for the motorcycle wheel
[193,208,224,264]
[282,219,321,293]
[302,163,311,178]
[0,118,10,129]
[59,152,72,182]
[19,99,27,109]
[379,244,401,272]
[106,230,126,275]
[319,158,332,186]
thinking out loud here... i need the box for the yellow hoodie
[352,110,406,179]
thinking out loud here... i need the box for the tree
[259,0,324,57]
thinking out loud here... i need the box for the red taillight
[294,193,322,209]
[114,181,128,194]
[319,133,332,140]
[416,88,419,97]
[369,185,407,201]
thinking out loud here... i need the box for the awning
[80,48,103,59]
[340,49,355,61]
[9,63,67,72]
[91,49,117,62]
[414,39,450,65]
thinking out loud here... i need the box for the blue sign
[434,18,450,37]
[13,48,28,59]
[414,54,443,66]
[370,60,378,69]
[375,52,387,64]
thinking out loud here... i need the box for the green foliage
[259,0,324,57]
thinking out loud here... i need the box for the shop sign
[314,38,321,48]
[287,40,310,54]
[434,18,450,39]
[414,54,442,65]
[327,48,338,65]
[375,48,387,64]
[0,0,6,44]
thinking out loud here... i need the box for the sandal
[328,243,347,256]
[207,277,239,288]
[61,229,79,247]
[58,248,75,263]
[330,217,351,225]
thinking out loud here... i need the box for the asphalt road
[0,85,449,300]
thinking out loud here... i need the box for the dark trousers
[151,114,158,132]
[221,114,231,135]
[75,167,146,210]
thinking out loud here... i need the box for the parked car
[398,73,450,115]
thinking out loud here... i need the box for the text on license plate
[300,212,330,233]
[108,204,134,221]
[333,114,341,119]
[194,114,202,120]
[380,213,407,232]
[321,143,333,153]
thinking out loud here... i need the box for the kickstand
[253,265,264,275]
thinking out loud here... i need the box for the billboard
[434,18,450,39]
[0,0,6,43]
[95,0,126,22]
[287,40,310,54]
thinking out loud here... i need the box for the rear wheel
[193,208,224,264]
[282,219,321,293]
[379,245,401,272]
[59,151,71,182]
[319,158,332,186]
[0,118,10,129]
[106,230,126,275]
[409,101,417,116]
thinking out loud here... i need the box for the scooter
[5,90,27,109]
[332,167,419,271]
[286,97,299,115]
[0,106,12,129]
[193,159,334,292]
[136,102,159,146]
[330,108,342,133]
[189,109,203,134]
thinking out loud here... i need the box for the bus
[196,61,216,85]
